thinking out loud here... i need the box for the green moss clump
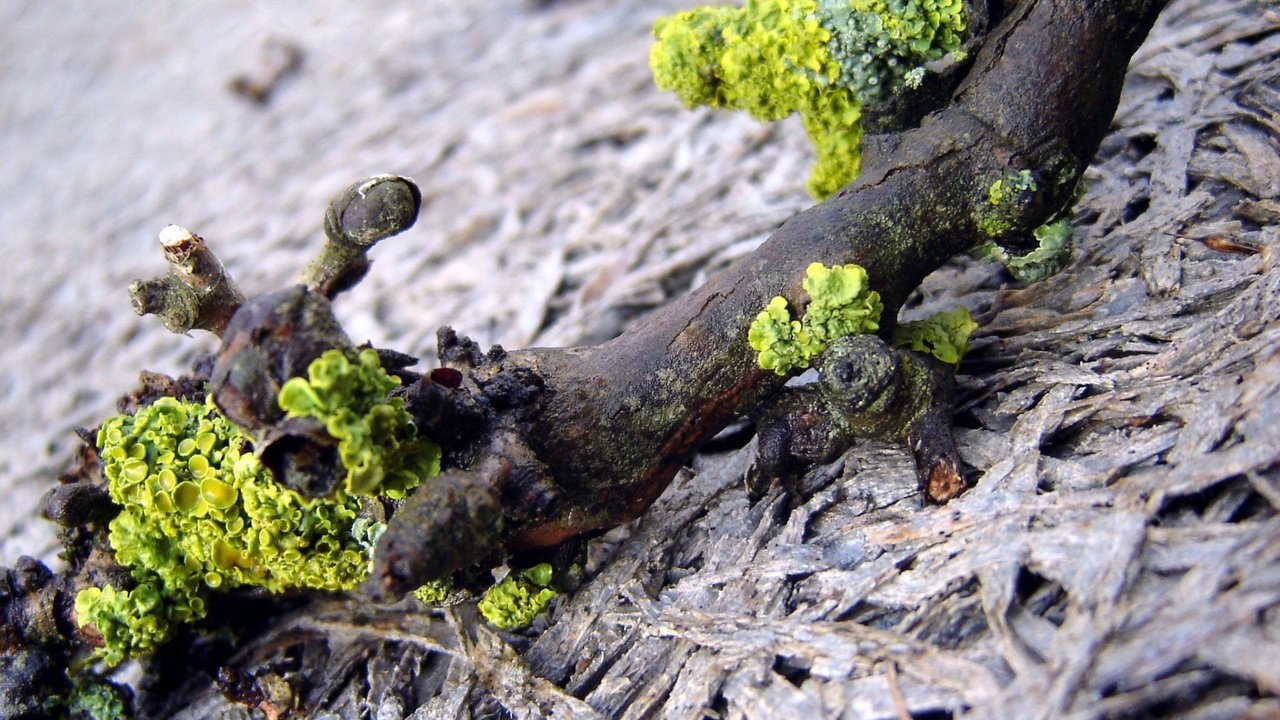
[650,0,966,198]
[476,563,557,630]
[749,262,883,375]
[892,306,978,364]
[278,348,440,499]
[77,350,442,665]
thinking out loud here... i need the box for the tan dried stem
[128,225,246,336]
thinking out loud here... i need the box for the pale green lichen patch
[650,0,966,198]
[477,563,557,630]
[1015,217,1074,281]
[975,164,1079,280]
[892,306,978,364]
[749,262,883,375]
[975,217,1075,283]
[819,0,965,103]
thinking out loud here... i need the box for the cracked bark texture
[2,0,1279,717]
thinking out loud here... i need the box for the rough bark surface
[1,0,1278,718]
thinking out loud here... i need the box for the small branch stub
[304,175,423,298]
[128,225,246,336]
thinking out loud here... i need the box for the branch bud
[304,175,422,298]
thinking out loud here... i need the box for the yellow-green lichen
[987,169,1037,206]
[650,0,966,198]
[749,262,883,375]
[977,169,1039,238]
[892,306,978,364]
[77,351,441,665]
[477,563,557,630]
[412,578,456,606]
[278,348,440,498]
[749,297,814,375]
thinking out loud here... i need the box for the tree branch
[370,0,1168,595]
